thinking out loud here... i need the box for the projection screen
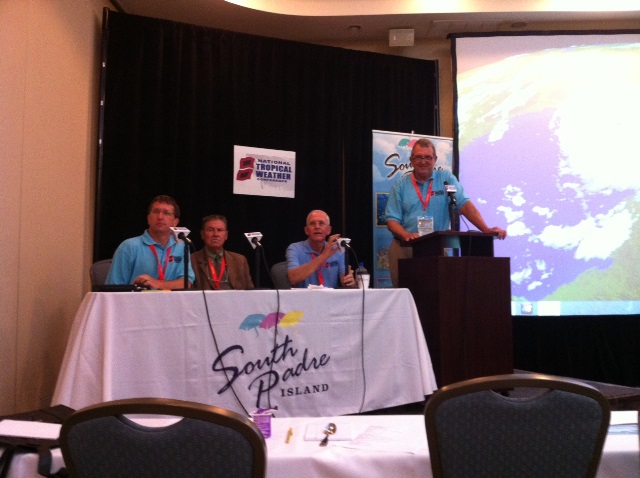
[452,32,640,316]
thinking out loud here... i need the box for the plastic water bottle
[356,262,370,289]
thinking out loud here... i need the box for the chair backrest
[60,397,266,478]
[425,373,611,478]
[90,259,113,288]
[270,261,291,289]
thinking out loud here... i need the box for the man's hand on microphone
[341,266,356,287]
[325,234,342,256]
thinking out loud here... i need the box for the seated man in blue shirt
[286,210,356,288]
[106,195,195,289]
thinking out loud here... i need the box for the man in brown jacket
[191,214,254,290]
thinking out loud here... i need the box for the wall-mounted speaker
[389,29,414,47]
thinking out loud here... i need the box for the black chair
[60,397,266,478]
[89,259,112,289]
[270,261,291,289]
[425,373,611,478]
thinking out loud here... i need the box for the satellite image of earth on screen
[458,44,640,314]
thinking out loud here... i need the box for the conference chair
[60,397,267,478]
[270,261,291,289]
[89,258,112,289]
[424,373,611,478]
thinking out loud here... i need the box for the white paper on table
[304,422,354,441]
[0,420,61,440]
[610,411,638,426]
[608,410,639,435]
[336,425,423,454]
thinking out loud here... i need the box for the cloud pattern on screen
[458,42,640,311]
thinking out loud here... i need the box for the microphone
[170,227,193,247]
[338,238,351,253]
[443,181,460,231]
[443,181,457,204]
[244,232,263,249]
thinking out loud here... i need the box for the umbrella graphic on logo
[279,310,304,332]
[240,310,304,335]
[398,138,417,150]
[239,313,265,336]
[259,312,285,331]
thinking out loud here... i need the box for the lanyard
[148,245,172,280]
[207,255,227,290]
[310,253,324,286]
[411,174,434,211]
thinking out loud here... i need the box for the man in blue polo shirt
[286,210,356,288]
[385,138,507,287]
[106,195,195,289]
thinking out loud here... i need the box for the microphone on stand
[170,227,193,248]
[244,232,264,288]
[244,232,263,249]
[338,238,351,252]
[170,227,193,289]
[443,181,460,231]
[338,238,352,282]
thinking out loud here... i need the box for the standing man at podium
[385,138,507,287]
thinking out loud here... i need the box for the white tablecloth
[52,289,437,417]
[4,412,639,478]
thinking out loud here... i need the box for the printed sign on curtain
[233,145,296,198]
[372,130,453,288]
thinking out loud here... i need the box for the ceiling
[112,0,640,44]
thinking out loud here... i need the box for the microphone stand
[448,196,460,231]
[344,246,350,276]
[253,245,261,289]
[177,233,192,290]
[183,244,190,290]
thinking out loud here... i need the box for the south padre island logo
[239,310,304,335]
[213,309,331,408]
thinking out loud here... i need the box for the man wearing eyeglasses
[106,195,195,289]
[191,214,254,290]
[385,138,507,287]
[286,210,356,288]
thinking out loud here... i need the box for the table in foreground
[52,289,436,417]
[4,412,639,478]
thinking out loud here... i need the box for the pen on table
[285,427,293,444]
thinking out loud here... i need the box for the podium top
[401,230,497,257]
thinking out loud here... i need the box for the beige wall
[0,1,636,415]
[0,0,112,414]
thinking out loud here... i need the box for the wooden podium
[399,231,513,387]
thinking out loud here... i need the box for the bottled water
[355,262,370,289]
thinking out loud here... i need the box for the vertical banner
[372,130,453,288]
[233,145,296,198]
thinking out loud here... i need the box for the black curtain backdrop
[95,9,438,283]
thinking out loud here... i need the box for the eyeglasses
[412,155,436,163]
[150,208,175,217]
[308,221,328,227]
